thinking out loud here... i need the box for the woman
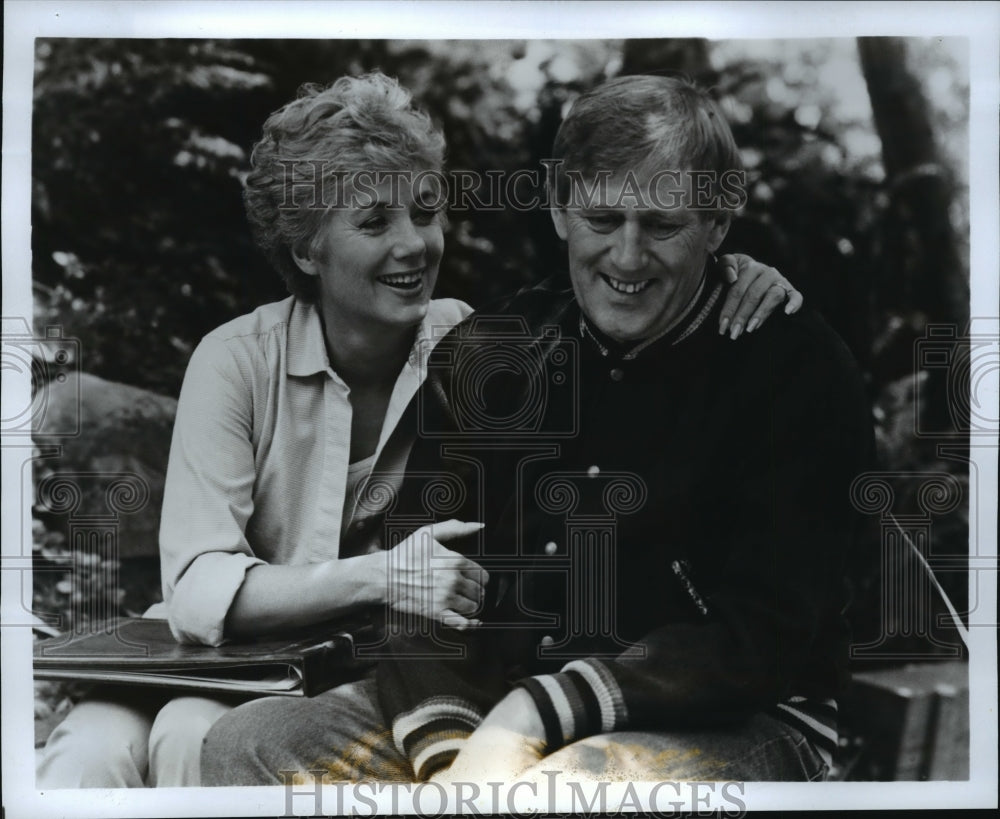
[36,71,799,788]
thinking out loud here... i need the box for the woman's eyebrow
[355,198,398,212]
[413,189,444,209]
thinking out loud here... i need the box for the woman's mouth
[377,271,424,291]
[600,273,653,295]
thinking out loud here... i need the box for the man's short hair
[244,72,446,302]
[550,74,744,213]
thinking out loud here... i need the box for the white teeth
[603,274,652,294]
[380,272,422,285]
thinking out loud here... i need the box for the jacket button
[609,367,624,381]
[544,541,557,555]
[540,635,555,647]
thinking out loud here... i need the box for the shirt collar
[578,272,721,363]
[284,297,456,378]
[286,298,331,377]
[408,304,448,372]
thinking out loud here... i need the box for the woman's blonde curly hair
[244,72,446,301]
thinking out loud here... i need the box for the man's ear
[706,212,731,254]
[550,207,569,241]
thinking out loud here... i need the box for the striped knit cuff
[769,696,839,770]
[514,659,628,752]
[392,696,484,781]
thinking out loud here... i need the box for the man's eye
[647,222,681,240]
[582,213,620,232]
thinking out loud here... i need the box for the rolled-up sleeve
[159,297,472,647]
[159,337,266,645]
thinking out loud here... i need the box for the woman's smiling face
[552,170,730,343]
[294,172,446,334]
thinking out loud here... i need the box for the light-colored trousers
[36,691,234,788]
[201,675,830,786]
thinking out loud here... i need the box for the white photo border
[3,1,997,816]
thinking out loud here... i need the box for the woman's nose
[392,216,426,258]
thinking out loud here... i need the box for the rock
[32,372,177,558]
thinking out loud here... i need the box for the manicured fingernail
[719,317,730,335]
[730,322,742,340]
[746,318,758,333]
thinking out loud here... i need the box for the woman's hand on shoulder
[717,253,803,340]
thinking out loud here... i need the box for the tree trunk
[857,37,969,432]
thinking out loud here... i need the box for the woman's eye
[412,207,441,226]
[359,215,388,231]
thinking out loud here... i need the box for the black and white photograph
[2,2,997,816]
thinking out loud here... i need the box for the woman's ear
[291,241,318,277]
[706,212,731,254]
[550,207,569,241]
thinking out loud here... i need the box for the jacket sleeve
[512,318,874,754]
[376,626,511,780]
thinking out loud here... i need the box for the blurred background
[29,38,976,779]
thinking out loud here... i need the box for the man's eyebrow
[641,212,682,221]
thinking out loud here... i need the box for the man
[202,74,872,785]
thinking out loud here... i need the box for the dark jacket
[375,273,874,780]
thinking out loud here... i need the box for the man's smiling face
[552,170,730,343]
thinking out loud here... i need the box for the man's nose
[609,221,647,272]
